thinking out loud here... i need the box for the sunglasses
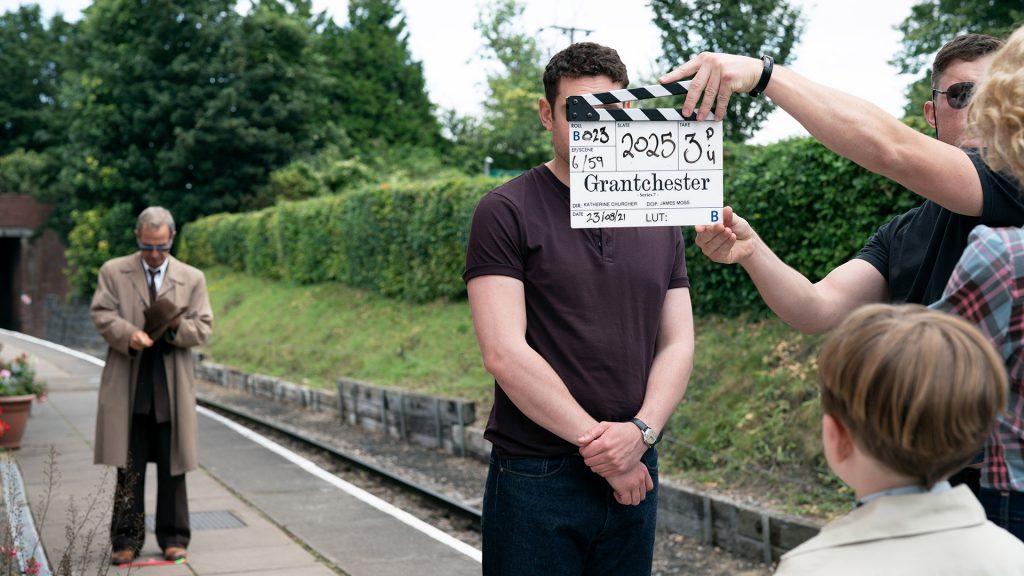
[932,81,975,110]
[137,242,173,252]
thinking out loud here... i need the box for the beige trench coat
[90,253,213,476]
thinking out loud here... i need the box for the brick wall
[0,194,49,229]
[0,194,72,340]
[14,230,70,337]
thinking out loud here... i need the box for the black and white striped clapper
[566,81,714,122]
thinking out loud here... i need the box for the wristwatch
[631,418,660,447]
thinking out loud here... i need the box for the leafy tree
[56,0,237,224]
[457,0,549,171]
[440,109,489,175]
[892,0,1022,75]
[255,144,375,204]
[164,0,335,219]
[53,0,333,230]
[0,5,75,156]
[320,0,439,150]
[649,0,804,143]
[893,0,1024,126]
[901,79,934,135]
[65,203,137,296]
[0,149,59,196]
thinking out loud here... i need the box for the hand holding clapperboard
[566,80,723,228]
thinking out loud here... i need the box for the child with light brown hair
[775,304,1024,575]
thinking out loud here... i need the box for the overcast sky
[3,0,923,143]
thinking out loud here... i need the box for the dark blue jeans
[979,488,1024,542]
[482,448,658,576]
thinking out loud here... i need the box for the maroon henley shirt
[464,164,690,457]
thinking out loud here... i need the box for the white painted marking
[0,328,105,367]
[198,406,483,562]
[0,329,482,563]
[1,456,51,576]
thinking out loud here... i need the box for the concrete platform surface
[0,329,480,576]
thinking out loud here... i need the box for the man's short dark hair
[543,42,629,108]
[932,33,1005,87]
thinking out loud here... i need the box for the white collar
[856,480,952,508]
[144,257,170,278]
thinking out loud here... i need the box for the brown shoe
[110,549,136,565]
[163,546,187,562]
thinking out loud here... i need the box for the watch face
[643,428,657,445]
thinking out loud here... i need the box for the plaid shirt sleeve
[931,225,1024,491]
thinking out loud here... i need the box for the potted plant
[0,353,47,449]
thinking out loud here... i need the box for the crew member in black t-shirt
[464,43,694,576]
[686,34,1012,333]
[667,32,1024,539]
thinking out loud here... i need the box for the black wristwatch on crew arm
[631,418,661,447]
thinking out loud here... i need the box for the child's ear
[823,414,855,463]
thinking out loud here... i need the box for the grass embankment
[203,266,848,518]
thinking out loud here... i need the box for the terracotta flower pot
[0,395,36,450]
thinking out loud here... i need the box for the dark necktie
[148,269,159,304]
[138,266,170,422]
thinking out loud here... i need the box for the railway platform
[0,330,481,576]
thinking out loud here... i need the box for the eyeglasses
[932,82,975,110]
[137,242,173,252]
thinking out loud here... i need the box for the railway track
[195,385,773,575]
[197,395,484,530]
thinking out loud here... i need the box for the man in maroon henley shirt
[464,42,695,576]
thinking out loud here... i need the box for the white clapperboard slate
[566,81,723,228]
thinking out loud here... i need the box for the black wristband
[748,55,774,97]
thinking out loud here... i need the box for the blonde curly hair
[969,25,1024,185]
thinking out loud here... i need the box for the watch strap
[748,55,774,97]
[630,418,659,446]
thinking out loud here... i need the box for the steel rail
[197,395,483,527]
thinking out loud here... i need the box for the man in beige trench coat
[91,206,213,565]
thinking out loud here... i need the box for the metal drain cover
[145,510,246,532]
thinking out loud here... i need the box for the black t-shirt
[858,152,1024,305]
[463,165,690,457]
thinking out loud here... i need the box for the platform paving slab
[0,332,337,576]
[196,413,480,576]
[1,331,483,576]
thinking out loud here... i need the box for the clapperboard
[566,81,723,228]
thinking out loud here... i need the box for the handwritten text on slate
[569,120,723,228]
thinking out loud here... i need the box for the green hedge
[180,175,501,302]
[181,137,921,312]
[683,138,920,316]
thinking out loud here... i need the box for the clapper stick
[566,80,714,122]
